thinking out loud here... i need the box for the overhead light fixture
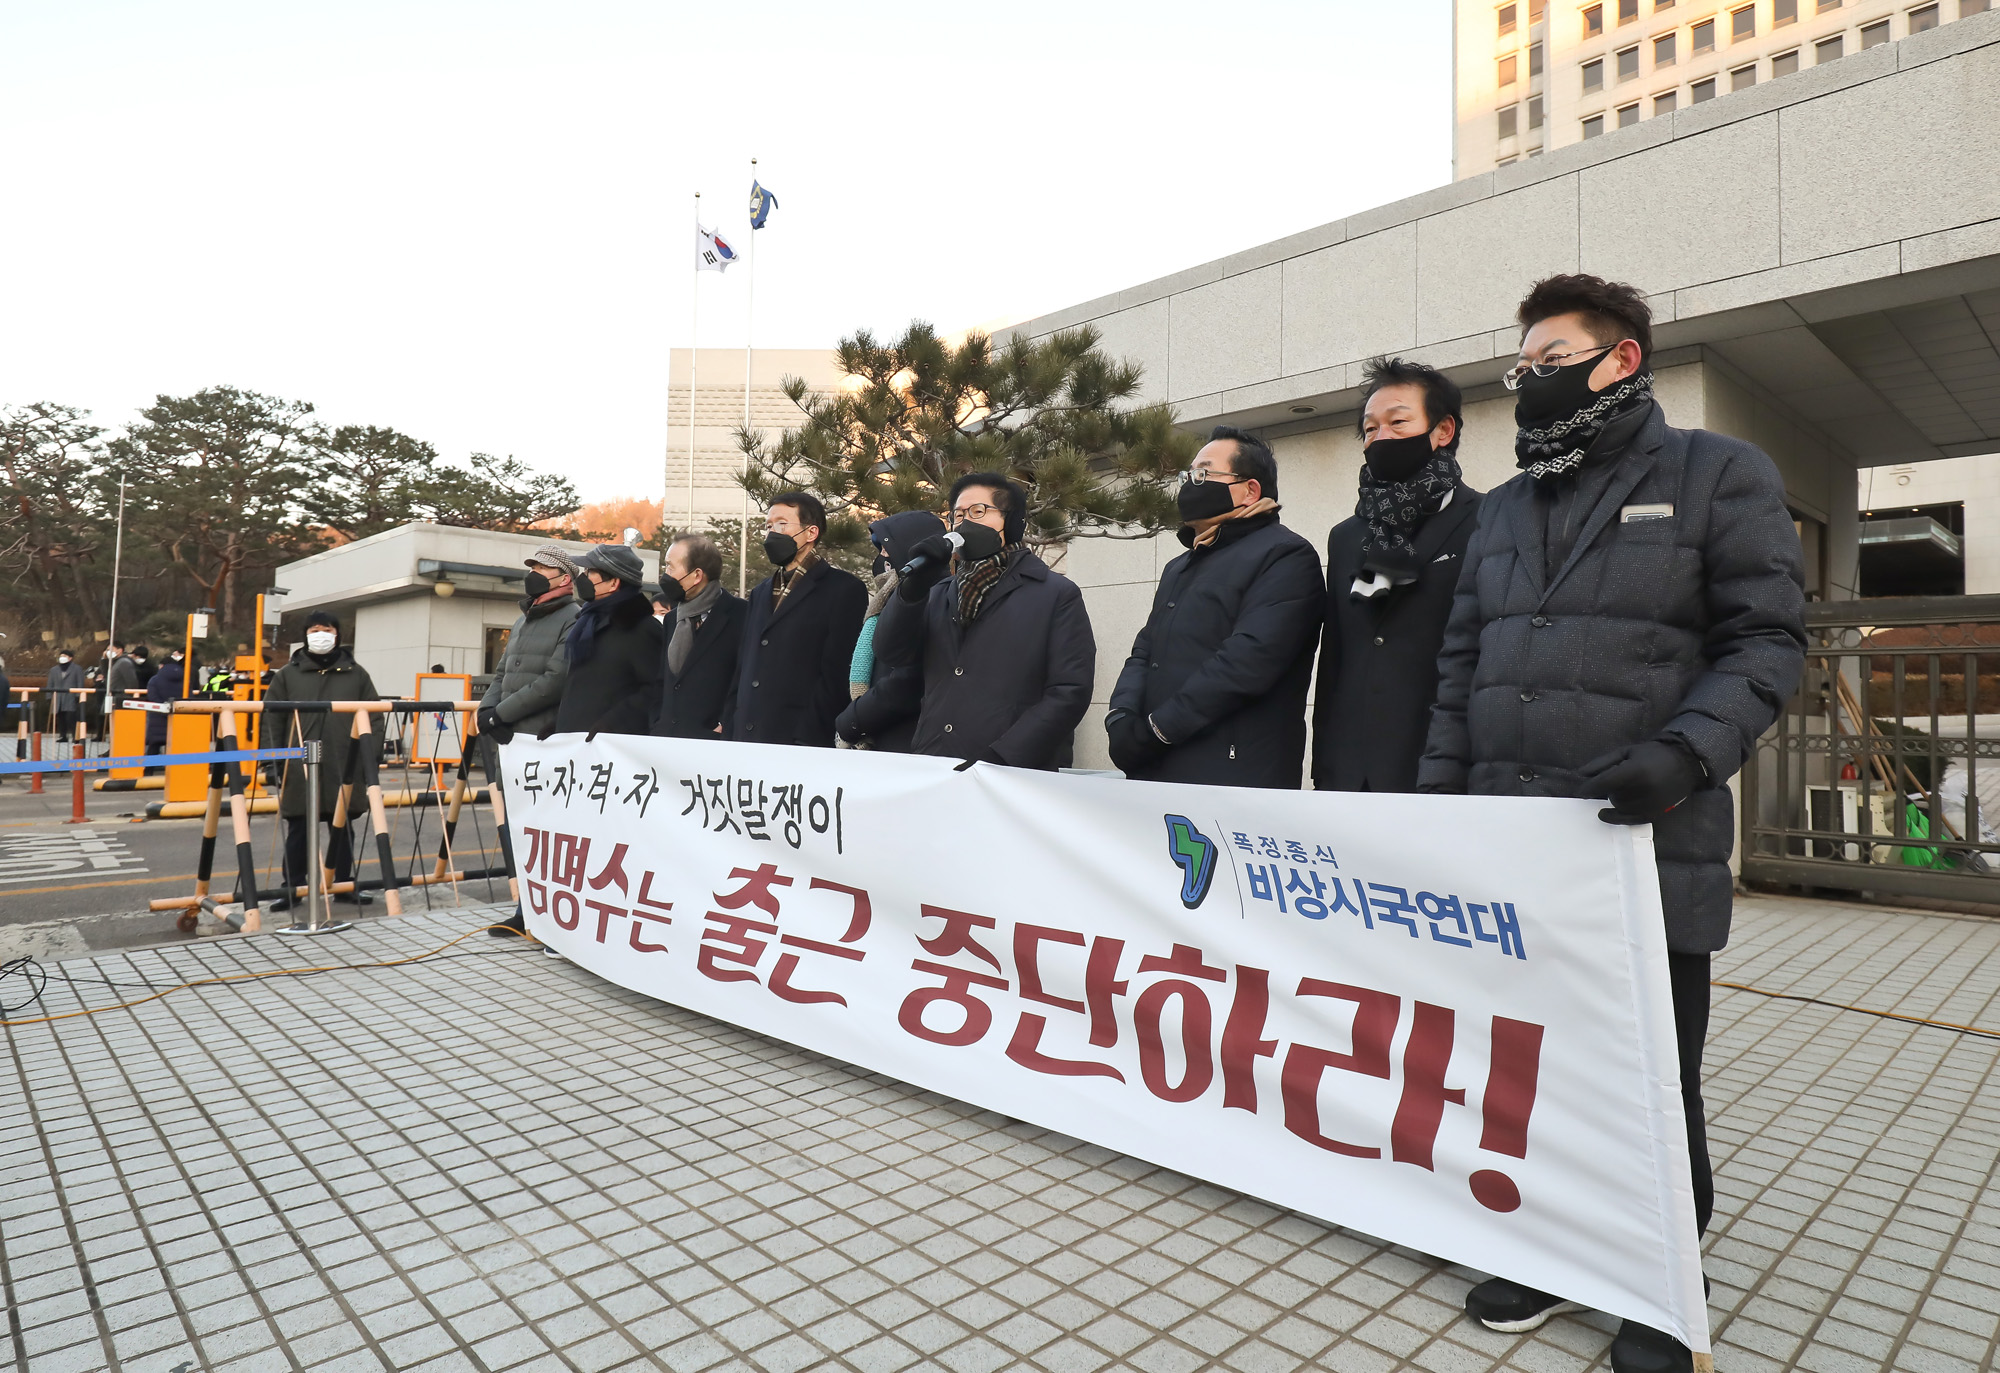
[1290,405,1316,415]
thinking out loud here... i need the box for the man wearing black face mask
[1314,357,1481,793]
[1419,275,1805,1373]
[1109,427,1324,787]
[652,533,746,738]
[552,543,662,737]
[727,492,868,747]
[870,473,1094,769]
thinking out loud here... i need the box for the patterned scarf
[1514,369,1655,481]
[1355,448,1461,588]
[955,546,1019,625]
[770,550,819,609]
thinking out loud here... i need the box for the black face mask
[656,574,688,606]
[764,531,799,567]
[954,521,1005,563]
[574,576,597,604]
[1363,432,1437,484]
[1177,479,1238,524]
[525,570,553,599]
[1514,349,1613,431]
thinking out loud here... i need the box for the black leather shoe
[333,891,374,906]
[1463,1277,1582,1333]
[266,896,295,913]
[488,912,526,937]
[1610,1320,1692,1373]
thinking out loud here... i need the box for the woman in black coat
[551,545,663,738]
[873,474,1095,770]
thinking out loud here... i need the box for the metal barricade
[1741,594,2000,905]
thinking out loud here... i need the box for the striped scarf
[955,546,1018,624]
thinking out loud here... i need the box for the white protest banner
[500,734,1709,1354]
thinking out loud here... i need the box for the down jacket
[264,647,384,820]
[1417,403,1806,953]
[1109,512,1325,789]
[481,594,582,739]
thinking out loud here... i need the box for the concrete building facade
[1004,12,2000,768]
[663,348,844,533]
[1454,0,1992,179]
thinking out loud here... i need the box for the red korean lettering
[1220,965,1277,1112]
[1006,925,1124,1081]
[900,906,1007,1046]
[769,878,870,1006]
[1389,1002,1466,1170]
[1133,945,1224,1104]
[1280,979,1399,1158]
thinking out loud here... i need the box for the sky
[0,2,1454,503]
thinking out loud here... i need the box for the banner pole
[742,158,757,598]
[687,191,701,542]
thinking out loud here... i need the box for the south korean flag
[695,224,738,273]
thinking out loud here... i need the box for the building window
[1655,0,1674,9]
[1774,0,1798,20]
[1528,94,1545,128]
[1965,1,1992,15]
[1584,4,1605,34]
[1583,113,1606,137]
[1731,62,1758,90]
[1816,33,1843,61]
[1908,2,1939,27]
[1498,155,1518,166]
[1819,0,1842,10]
[1617,101,1641,126]
[1691,76,1718,101]
[1499,104,1519,139]
[1655,31,1677,64]
[1654,88,1679,113]
[1499,3,1518,36]
[1860,18,1890,45]
[1619,0,1639,19]
[1529,0,1547,20]
[1692,17,1716,50]
[1530,41,1545,75]
[1617,44,1640,78]
[1500,54,1519,85]
[1773,47,1800,75]
[1583,57,1605,90]
[1731,4,1757,39]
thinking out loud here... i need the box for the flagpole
[741,158,757,597]
[687,191,700,541]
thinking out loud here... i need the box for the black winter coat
[840,510,948,753]
[553,592,663,737]
[264,648,384,819]
[653,591,747,738]
[1110,512,1326,789]
[1314,485,1483,793]
[874,550,1095,769]
[143,659,186,747]
[728,559,868,748]
[1417,404,1806,953]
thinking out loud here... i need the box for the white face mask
[305,631,337,655]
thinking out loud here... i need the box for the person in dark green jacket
[263,610,382,912]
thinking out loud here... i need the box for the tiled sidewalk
[2,894,1997,1373]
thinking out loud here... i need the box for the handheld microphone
[897,530,965,579]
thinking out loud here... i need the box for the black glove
[1577,739,1703,825]
[478,706,516,745]
[1107,711,1169,776]
[834,706,866,745]
[896,536,954,602]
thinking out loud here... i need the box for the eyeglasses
[1180,467,1250,486]
[1503,343,1616,391]
[948,504,1001,525]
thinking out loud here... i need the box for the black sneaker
[488,912,527,938]
[1464,1277,1582,1333]
[267,896,296,913]
[1610,1320,1692,1373]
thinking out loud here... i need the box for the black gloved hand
[1107,711,1169,776]
[896,536,955,602]
[834,706,866,745]
[1577,738,1703,825]
[478,706,516,745]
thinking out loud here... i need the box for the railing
[1741,594,2000,906]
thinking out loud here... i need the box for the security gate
[1740,594,2000,906]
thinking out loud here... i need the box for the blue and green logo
[1164,815,1217,909]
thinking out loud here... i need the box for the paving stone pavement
[2,893,1996,1373]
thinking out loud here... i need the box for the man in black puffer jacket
[1420,275,1805,1373]
[552,544,662,736]
[871,473,1093,770]
[1109,426,1324,788]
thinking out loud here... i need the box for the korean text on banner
[500,734,1708,1353]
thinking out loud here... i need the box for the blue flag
[749,180,778,230]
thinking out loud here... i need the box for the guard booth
[1740,595,2000,907]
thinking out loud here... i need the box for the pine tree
[737,322,1196,554]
